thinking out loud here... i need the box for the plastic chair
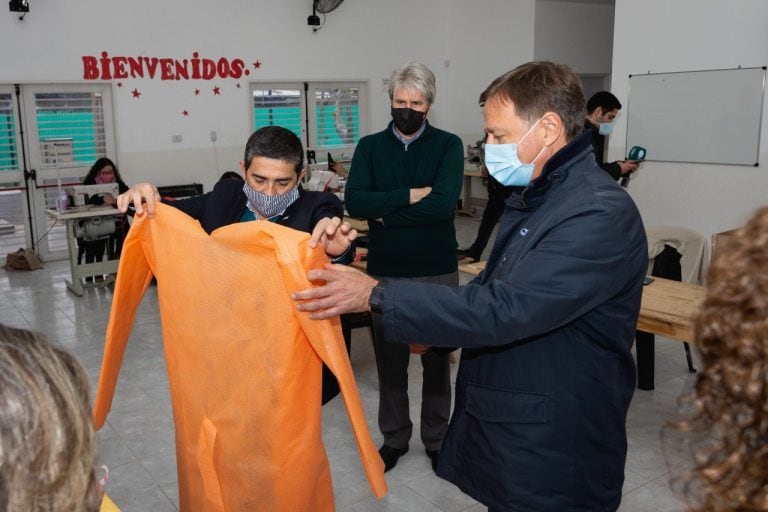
[645,226,707,373]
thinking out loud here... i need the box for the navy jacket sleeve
[378,203,646,349]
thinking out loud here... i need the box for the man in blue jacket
[294,61,647,511]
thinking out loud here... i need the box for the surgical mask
[243,183,299,219]
[391,107,426,135]
[484,119,545,187]
[598,122,613,136]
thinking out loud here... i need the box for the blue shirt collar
[391,121,427,147]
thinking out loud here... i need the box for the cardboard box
[711,228,741,264]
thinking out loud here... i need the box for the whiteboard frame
[625,66,765,167]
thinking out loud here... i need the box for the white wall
[0,0,534,192]
[534,1,615,75]
[446,0,536,148]
[610,0,768,251]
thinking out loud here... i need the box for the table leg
[636,330,655,390]
[65,219,84,296]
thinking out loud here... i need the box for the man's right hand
[617,160,639,176]
[117,183,161,217]
[409,186,432,204]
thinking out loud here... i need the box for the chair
[645,225,707,373]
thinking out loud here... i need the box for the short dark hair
[586,91,622,115]
[479,61,586,140]
[243,126,304,175]
[218,171,243,182]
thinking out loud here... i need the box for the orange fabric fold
[92,204,386,511]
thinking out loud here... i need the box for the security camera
[9,0,29,13]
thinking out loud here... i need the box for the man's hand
[117,183,161,217]
[309,217,358,257]
[618,160,639,176]
[292,263,378,320]
[409,186,432,204]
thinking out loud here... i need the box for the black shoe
[379,444,408,472]
[456,248,480,263]
[426,448,440,472]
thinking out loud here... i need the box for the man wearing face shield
[343,61,464,473]
[584,91,638,181]
[294,62,647,511]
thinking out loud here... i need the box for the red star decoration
[182,110,189,116]
[131,88,141,98]
[194,88,200,96]
[236,83,241,89]
[212,86,221,96]
[116,82,123,88]
[253,60,262,69]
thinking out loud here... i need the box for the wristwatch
[368,282,385,314]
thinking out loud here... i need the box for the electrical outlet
[172,134,182,143]
[210,131,217,142]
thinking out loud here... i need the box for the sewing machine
[65,183,120,207]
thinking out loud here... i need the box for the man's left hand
[309,217,357,257]
[292,263,377,320]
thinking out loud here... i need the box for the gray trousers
[371,271,458,451]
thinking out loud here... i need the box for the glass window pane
[314,87,360,148]
[252,88,302,139]
[0,94,18,171]
[35,92,106,167]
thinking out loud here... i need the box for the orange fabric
[92,204,386,511]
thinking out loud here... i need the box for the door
[19,84,116,261]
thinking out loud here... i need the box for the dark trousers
[465,178,515,260]
[371,271,458,451]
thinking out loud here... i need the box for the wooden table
[458,261,705,390]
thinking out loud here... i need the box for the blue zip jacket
[377,131,647,511]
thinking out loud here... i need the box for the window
[0,93,18,171]
[34,91,108,169]
[251,81,367,154]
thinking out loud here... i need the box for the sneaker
[378,444,409,472]
[426,448,440,472]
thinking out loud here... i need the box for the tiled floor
[0,216,699,511]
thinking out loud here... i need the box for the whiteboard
[626,67,765,166]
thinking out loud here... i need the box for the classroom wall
[0,0,534,191]
[534,0,614,76]
[610,0,768,250]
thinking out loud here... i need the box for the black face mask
[391,107,426,136]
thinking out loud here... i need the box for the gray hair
[388,61,436,105]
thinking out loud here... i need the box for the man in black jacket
[294,62,647,511]
[585,91,638,181]
[117,125,357,403]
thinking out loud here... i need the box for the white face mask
[483,119,545,187]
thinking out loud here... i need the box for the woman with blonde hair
[670,206,768,511]
[0,324,102,511]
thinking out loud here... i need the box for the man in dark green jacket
[344,61,464,473]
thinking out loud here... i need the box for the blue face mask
[598,122,613,136]
[484,119,544,187]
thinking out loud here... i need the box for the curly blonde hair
[0,324,100,511]
[670,207,768,511]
